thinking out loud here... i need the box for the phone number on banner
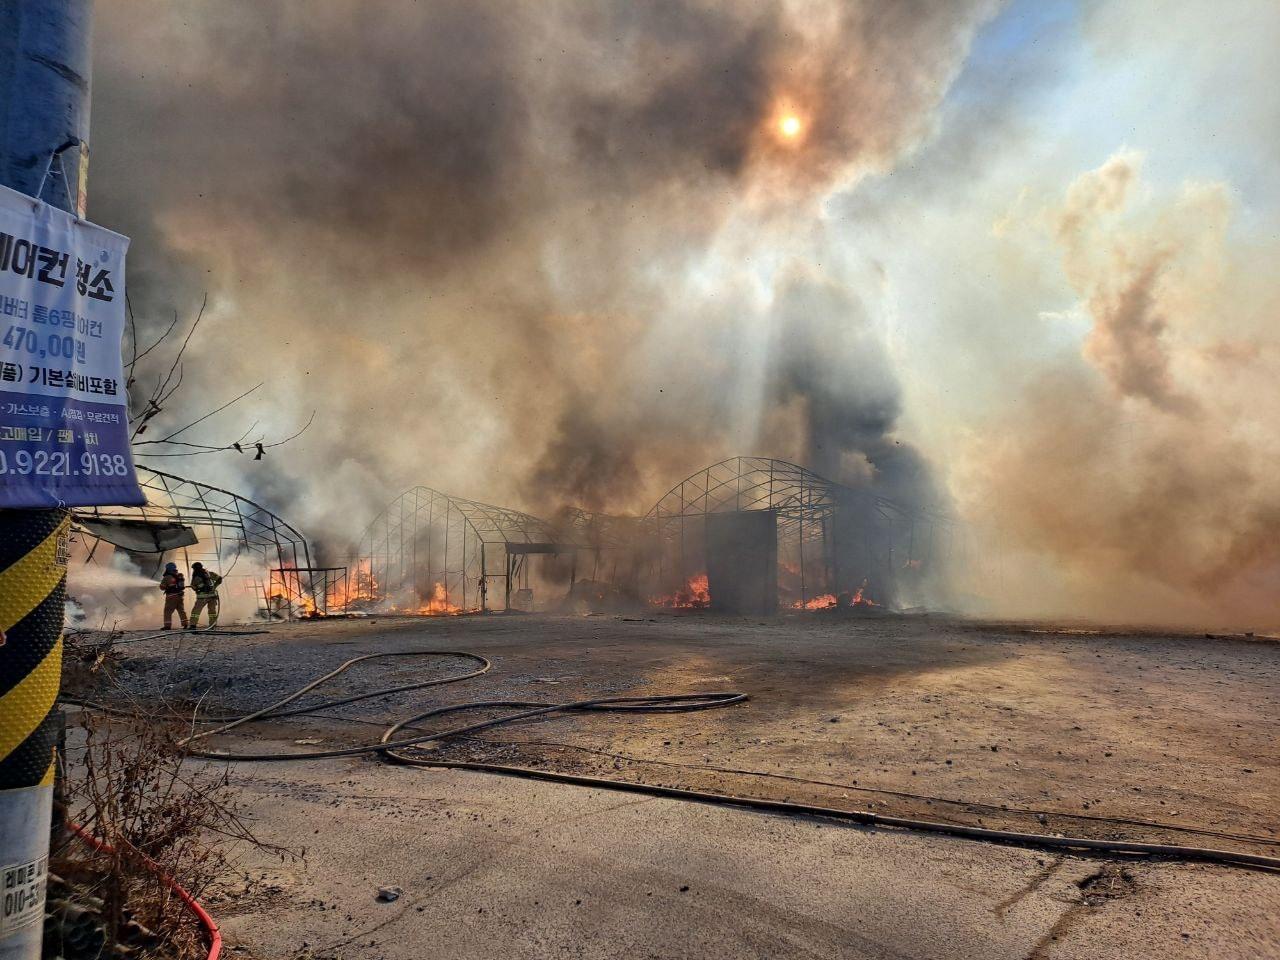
[0,450,130,477]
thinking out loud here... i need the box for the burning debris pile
[649,573,711,610]
[416,582,465,616]
[331,558,379,611]
[269,559,471,619]
[791,580,879,612]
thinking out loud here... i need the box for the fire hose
[81,627,269,647]
[62,821,221,960]
[168,649,1280,873]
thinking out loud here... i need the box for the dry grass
[55,708,295,959]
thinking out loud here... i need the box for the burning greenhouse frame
[71,466,315,617]
[641,457,957,613]
[353,485,581,613]
[347,457,960,617]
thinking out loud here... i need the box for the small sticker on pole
[0,855,47,937]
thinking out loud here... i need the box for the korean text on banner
[0,183,143,508]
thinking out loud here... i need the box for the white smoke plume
[962,151,1280,629]
[66,540,277,629]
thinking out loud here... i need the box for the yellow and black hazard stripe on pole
[0,510,69,793]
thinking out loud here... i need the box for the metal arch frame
[558,507,645,552]
[356,486,579,613]
[641,456,960,608]
[72,466,314,614]
[449,496,565,547]
[643,457,842,604]
[352,462,964,615]
[646,456,840,540]
[646,456,942,533]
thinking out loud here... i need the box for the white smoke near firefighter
[63,534,273,630]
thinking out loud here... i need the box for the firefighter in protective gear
[190,561,223,628]
[159,561,188,629]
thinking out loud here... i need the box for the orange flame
[327,558,379,611]
[792,593,837,610]
[790,581,878,610]
[851,579,878,607]
[274,564,318,617]
[414,581,464,616]
[649,572,710,609]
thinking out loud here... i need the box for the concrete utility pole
[0,3,92,958]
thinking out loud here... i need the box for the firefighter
[190,561,224,628]
[159,561,188,629]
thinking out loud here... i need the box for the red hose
[64,821,222,960]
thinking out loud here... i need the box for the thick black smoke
[90,0,991,534]
[766,270,940,511]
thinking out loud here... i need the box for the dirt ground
[77,611,1280,852]
[66,611,1280,957]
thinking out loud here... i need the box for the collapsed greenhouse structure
[71,466,318,619]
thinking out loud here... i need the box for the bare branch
[125,293,138,377]
[132,409,314,459]
[155,362,185,407]
[123,288,312,462]
[234,420,260,444]
[264,410,315,448]
[128,309,181,372]
[133,383,263,446]
[153,293,206,403]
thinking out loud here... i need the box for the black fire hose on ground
[151,651,1280,873]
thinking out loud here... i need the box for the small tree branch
[129,310,181,372]
[132,410,315,458]
[234,420,260,445]
[125,293,138,377]
[135,383,263,446]
[263,411,315,449]
[152,294,206,403]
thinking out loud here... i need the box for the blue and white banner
[0,183,143,508]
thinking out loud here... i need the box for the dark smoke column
[0,3,91,958]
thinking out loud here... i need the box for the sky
[89,0,1280,629]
